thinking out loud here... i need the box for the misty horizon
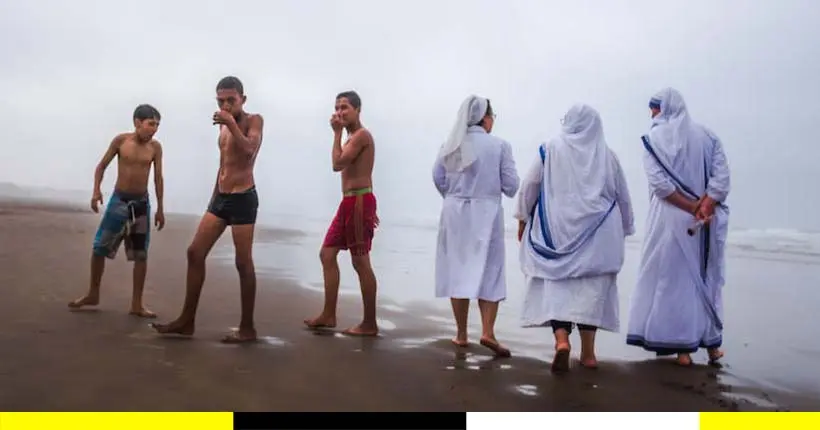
[2,0,819,233]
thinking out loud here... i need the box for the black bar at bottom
[233,412,467,430]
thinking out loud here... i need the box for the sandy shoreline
[0,198,812,411]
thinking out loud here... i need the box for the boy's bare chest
[218,125,250,153]
[119,142,154,165]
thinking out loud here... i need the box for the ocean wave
[500,221,820,259]
[502,220,820,258]
[257,212,820,260]
[7,184,819,260]
[619,228,820,258]
[622,227,820,259]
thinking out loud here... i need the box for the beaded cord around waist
[343,187,373,197]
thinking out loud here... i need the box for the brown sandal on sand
[479,337,512,358]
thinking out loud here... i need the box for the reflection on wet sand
[348,330,807,410]
[291,284,813,411]
[382,330,786,410]
[514,385,538,396]
[259,336,287,347]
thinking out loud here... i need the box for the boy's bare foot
[342,322,379,337]
[129,307,157,318]
[304,314,337,329]
[221,328,258,344]
[68,295,99,309]
[151,319,195,336]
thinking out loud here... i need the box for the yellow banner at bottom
[0,412,233,430]
[701,412,820,429]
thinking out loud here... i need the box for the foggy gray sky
[2,0,819,232]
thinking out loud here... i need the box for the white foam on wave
[381,304,406,313]
[727,228,820,255]
[600,228,820,257]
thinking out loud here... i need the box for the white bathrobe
[514,104,635,332]
[626,88,731,354]
[433,95,520,301]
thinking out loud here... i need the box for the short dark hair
[336,90,361,110]
[217,76,244,95]
[133,104,161,122]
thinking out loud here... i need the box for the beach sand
[0,199,812,411]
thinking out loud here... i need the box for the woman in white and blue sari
[515,104,634,372]
[626,88,731,366]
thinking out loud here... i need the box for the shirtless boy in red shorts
[304,91,380,336]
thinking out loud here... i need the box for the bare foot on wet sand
[150,320,195,337]
[579,355,598,369]
[303,315,337,329]
[676,353,693,367]
[342,323,379,337]
[551,343,571,373]
[221,328,258,344]
[129,307,157,319]
[480,336,512,358]
[68,295,99,310]
[452,337,469,348]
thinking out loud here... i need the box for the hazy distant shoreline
[5,181,817,265]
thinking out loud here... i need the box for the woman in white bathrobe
[514,104,634,372]
[433,95,520,357]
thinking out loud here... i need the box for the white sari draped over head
[626,88,731,354]
[433,95,520,302]
[514,104,634,332]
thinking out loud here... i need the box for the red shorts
[322,192,379,256]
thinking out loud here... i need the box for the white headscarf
[437,95,489,172]
[525,104,616,265]
[547,103,611,213]
[648,87,694,163]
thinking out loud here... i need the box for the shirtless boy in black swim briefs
[152,76,264,343]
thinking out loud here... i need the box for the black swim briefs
[207,186,259,225]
